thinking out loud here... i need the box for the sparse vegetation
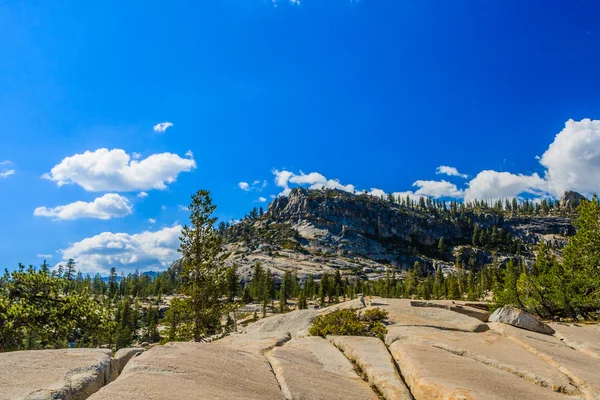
[309,308,388,339]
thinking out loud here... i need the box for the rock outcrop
[489,306,555,335]
[217,188,578,282]
[5,299,600,400]
[0,348,143,400]
[560,190,587,209]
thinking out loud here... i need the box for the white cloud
[539,118,600,197]
[0,160,15,178]
[436,165,468,179]
[238,179,267,192]
[464,171,547,202]
[368,188,387,198]
[60,225,182,275]
[137,191,148,198]
[153,121,173,133]
[34,193,133,220]
[161,205,166,211]
[274,169,355,196]
[43,148,196,192]
[132,152,142,160]
[37,254,53,259]
[256,197,267,202]
[178,205,190,211]
[148,218,156,224]
[238,181,250,191]
[413,180,464,198]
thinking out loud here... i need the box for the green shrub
[308,308,388,339]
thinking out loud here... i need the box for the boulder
[489,306,555,335]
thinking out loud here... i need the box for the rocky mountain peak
[559,191,586,209]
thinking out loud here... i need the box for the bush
[308,308,388,339]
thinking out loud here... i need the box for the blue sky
[2,0,600,275]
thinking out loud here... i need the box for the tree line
[1,190,598,352]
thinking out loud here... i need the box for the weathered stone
[489,306,555,335]
[370,299,489,332]
[267,337,378,400]
[215,331,291,354]
[385,325,577,395]
[549,323,600,359]
[489,322,600,398]
[89,342,285,400]
[410,300,490,322]
[110,348,144,381]
[243,309,320,338]
[0,348,112,400]
[388,341,573,400]
[328,335,413,400]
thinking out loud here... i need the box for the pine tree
[472,225,480,247]
[108,267,118,297]
[225,265,239,302]
[493,259,524,309]
[175,190,227,341]
[560,195,600,318]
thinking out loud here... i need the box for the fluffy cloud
[238,182,250,191]
[436,165,468,179]
[413,180,464,198]
[137,192,148,198]
[153,121,173,133]
[464,171,547,202]
[256,197,267,202]
[43,148,196,192]
[539,118,600,196]
[148,218,156,224]
[60,225,181,275]
[0,161,15,178]
[37,254,53,259]
[274,169,355,196]
[34,194,133,220]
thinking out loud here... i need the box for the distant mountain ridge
[188,188,580,282]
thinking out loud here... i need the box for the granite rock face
[0,348,143,400]
[217,188,578,282]
[559,190,587,209]
[6,298,600,400]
